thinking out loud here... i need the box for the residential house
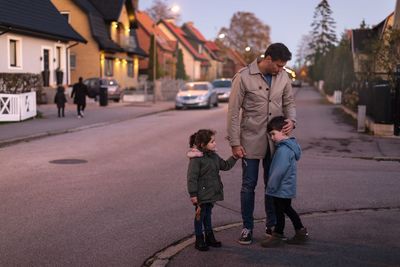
[350,13,394,80]
[136,11,176,78]
[51,0,146,89]
[221,47,247,79]
[181,22,223,80]
[0,0,86,87]
[204,41,224,79]
[158,19,209,81]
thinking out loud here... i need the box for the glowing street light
[245,46,251,52]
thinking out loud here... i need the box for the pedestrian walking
[54,85,67,118]
[227,43,296,245]
[71,77,88,118]
[261,116,308,247]
[187,129,238,251]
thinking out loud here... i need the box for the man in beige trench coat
[227,43,296,245]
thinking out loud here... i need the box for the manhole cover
[49,159,88,164]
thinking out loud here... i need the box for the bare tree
[295,34,313,67]
[145,0,180,22]
[217,12,271,63]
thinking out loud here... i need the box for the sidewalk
[0,99,174,148]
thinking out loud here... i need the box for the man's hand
[232,145,246,159]
[282,119,295,135]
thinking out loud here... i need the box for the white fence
[0,92,37,121]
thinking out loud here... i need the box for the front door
[42,49,50,86]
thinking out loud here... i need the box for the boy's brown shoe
[260,233,284,248]
[286,228,309,245]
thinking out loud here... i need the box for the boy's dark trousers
[272,196,304,235]
[194,203,213,235]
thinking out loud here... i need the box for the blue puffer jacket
[266,137,301,199]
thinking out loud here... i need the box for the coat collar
[249,59,262,75]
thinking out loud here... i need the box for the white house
[0,0,86,87]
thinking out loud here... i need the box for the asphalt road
[1,86,399,266]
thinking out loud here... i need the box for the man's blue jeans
[241,155,276,231]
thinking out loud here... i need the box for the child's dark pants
[194,203,213,235]
[272,197,304,235]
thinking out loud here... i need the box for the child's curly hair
[189,129,216,150]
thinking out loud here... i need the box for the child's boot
[286,228,309,244]
[195,234,209,251]
[260,232,284,248]
[205,231,222,247]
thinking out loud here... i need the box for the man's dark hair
[264,43,292,61]
[267,116,288,133]
[78,77,83,82]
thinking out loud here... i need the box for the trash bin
[99,86,108,106]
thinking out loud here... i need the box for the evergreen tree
[175,48,186,80]
[309,0,337,58]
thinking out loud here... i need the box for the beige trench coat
[227,59,296,159]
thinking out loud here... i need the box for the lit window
[105,58,114,76]
[127,61,134,77]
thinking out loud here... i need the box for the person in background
[71,77,88,118]
[54,85,67,118]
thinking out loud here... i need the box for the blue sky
[139,1,396,64]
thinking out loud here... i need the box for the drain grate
[49,159,88,164]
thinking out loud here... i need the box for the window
[198,45,203,54]
[10,40,17,67]
[127,61,134,77]
[56,46,62,69]
[61,12,70,22]
[105,58,113,76]
[70,53,76,69]
[8,37,22,68]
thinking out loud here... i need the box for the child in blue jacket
[261,116,308,247]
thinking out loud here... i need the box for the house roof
[351,11,393,54]
[182,22,207,43]
[227,48,247,66]
[136,11,175,52]
[0,0,86,43]
[204,41,223,61]
[88,0,124,21]
[72,0,146,56]
[159,19,208,61]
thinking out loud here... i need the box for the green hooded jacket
[187,151,237,204]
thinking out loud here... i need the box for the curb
[142,206,400,267]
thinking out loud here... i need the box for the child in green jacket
[187,129,237,251]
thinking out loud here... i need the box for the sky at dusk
[139,0,396,65]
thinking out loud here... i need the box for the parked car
[212,78,232,102]
[291,79,302,87]
[83,78,122,102]
[175,82,218,109]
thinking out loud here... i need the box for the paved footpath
[0,99,174,148]
[144,87,400,267]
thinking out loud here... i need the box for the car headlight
[197,95,207,100]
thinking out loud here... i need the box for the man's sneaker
[238,228,252,245]
[286,228,309,245]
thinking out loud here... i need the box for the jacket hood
[277,137,301,160]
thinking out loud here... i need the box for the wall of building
[0,33,68,86]
[51,0,100,84]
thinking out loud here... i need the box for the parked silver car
[175,82,218,109]
[212,78,232,102]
